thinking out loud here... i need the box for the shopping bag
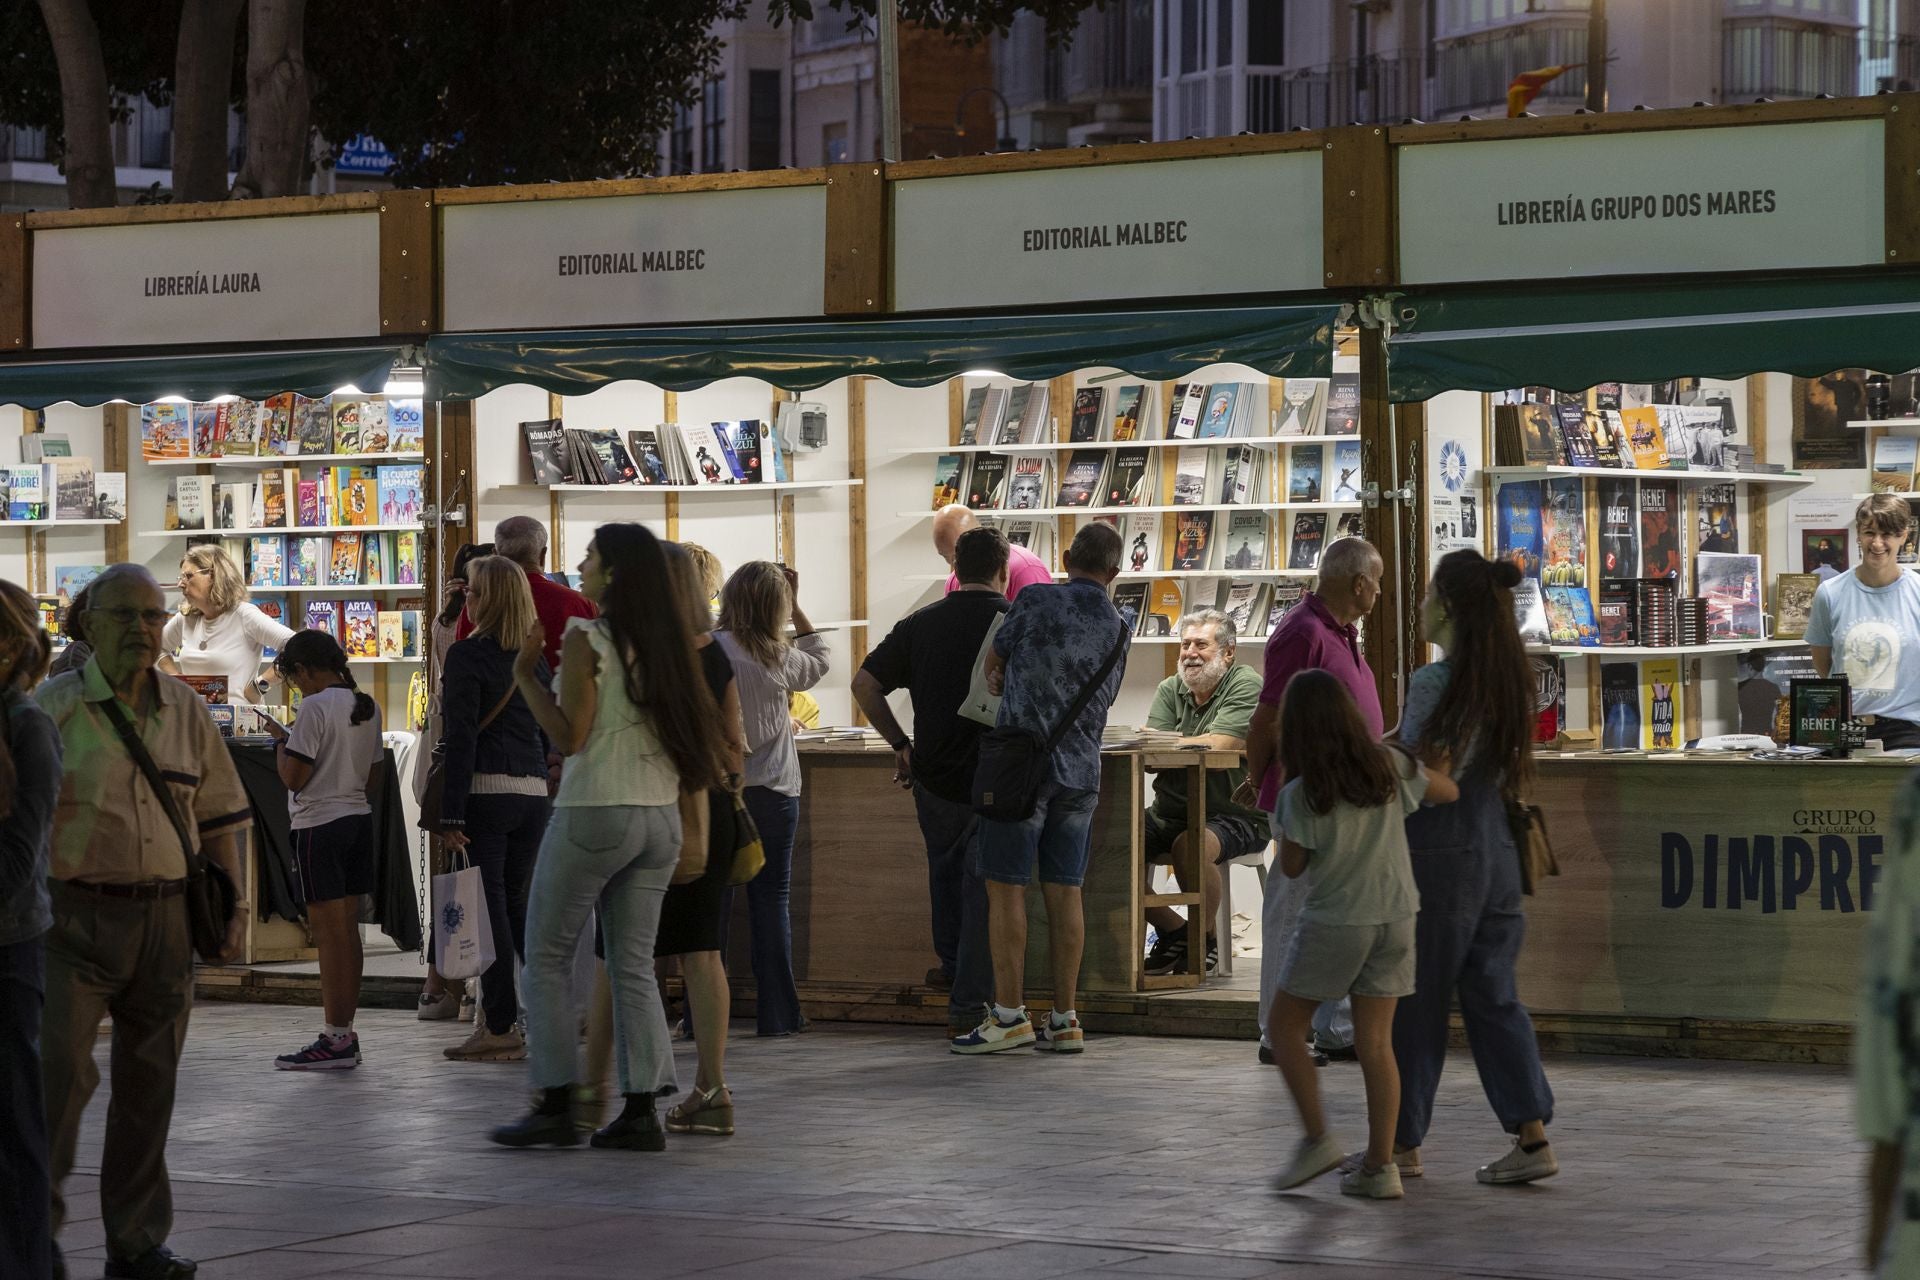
[431,856,496,980]
[956,613,1008,727]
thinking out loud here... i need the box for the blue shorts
[976,782,1099,887]
[291,812,375,905]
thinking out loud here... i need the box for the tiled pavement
[52,1005,1864,1279]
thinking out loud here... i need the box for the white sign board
[31,213,382,349]
[442,186,828,330]
[1397,120,1886,285]
[891,152,1325,311]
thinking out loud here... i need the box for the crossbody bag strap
[97,694,203,875]
[1041,622,1129,754]
[476,682,517,734]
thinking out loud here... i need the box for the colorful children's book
[288,536,324,587]
[262,393,296,456]
[329,533,364,586]
[246,535,285,587]
[223,399,262,457]
[377,611,404,659]
[296,479,321,528]
[375,464,424,525]
[304,599,342,641]
[332,400,365,454]
[361,533,391,586]
[140,403,190,461]
[342,601,380,659]
[387,399,425,453]
[332,467,378,526]
[358,400,392,452]
[190,403,220,458]
[293,394,333,455]
[395,532,421,586]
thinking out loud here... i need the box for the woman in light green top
[492,523,729,1153]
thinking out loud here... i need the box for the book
[262,393,295,456]
[213,481,249,530]
[377,611,405,659]
[1106,448,1154,506]
[1641,657,1683,750]
[93,471,125,522]
[362,532,392,586]
[1638,481,1681,579]
[1288,444,1322,503]
[1696,552,1764,641]
[1335,510,1364,541]
[1598,410,1635,467]
[256,468,289,529]
[1331,440,1362,503]
[1274,379,1327,436]
[52,565,103,603]
[1544,586,1599,646]
[293,395,333,455]
[1069,387,1107,443]
[223,399,262,457]
[1265,581,1307,636]
[713,421,762,483]
[190,403,219,457]
[388,399,425,452]
[329,534,363,586]
[50,457,94,521]
[304,600,342,641]
[296,479,321,528]
[1120,513,1161,575]
[1218,445,1260,505]
[1789,677,1851,750]
[1171,446,1211,506]
[343,601,380,659]
[1055,451,1106,508]
[996,386,1032,446]
[1541,478,1586,588]
[1600,662,1641,750]
[1220,511,1267,571]
[1112,582,1150,635]
[1495,480,1544,581]
[357,400,392,452]
[140,403,189,461]
[760,420,788,483]
[626,429,672,485]
[1597,583,1634,645]
[333,467,377,526]
[1772,572,1819,640]
[1512,579,1550,643]
[1596,477,1638,581]
[1220,580,1266,636]
[965,453,1009,509]
[1171,511,1214,570]
[1196,384,1240,439]
[401,610,421,658]
[522,420,568,484]
[931,454,967,510]
[288,536,324,587]
[1697,484,1739,554]
[169,476,210,531]
[178,675,229,705]
[1142,579,1183,637]
[1006,456,1049,511]
[1288,512,1327,570]
[1656,404,1695,470]
[395,531,422,586]
[1325,373,1360,435]
[975,387,1010,446]
[1013,384,1051,444]
[581,428,641,485]
[375,464,424,525]
[248,535,286,587]
[1110,384,1148,442]
[957,387,989,446]
[1555,405,1599,466]
[678,423,733,486]
[1172,383,1207,440]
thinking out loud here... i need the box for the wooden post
[824,163,887,315]
[103,403,130,563]
[438,400,478,561]
[546,391,566,568]
[1358,324,1403,721]
[847,376,870,711]
[378,190,436,339]
[0,212,25,352]
[662,391,681,540]
[1320,125,1393,291]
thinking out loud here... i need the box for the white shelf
[896,501,1361,520]
[893,434,1360,457]
[346,656,422,665]
[1847,417,1920,430]
[147,452,423,468]
[491,479,860,496]
[907,569,1316,583]
[247,584,426,596]
[799,619,868,631]
[1488,466,1811,487]
[0,518,120,528]
[137,524,421,538]
[1527,639,1804,658]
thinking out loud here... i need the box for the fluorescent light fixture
[384,366,425,396]
[332,385,365,397]
[961,369,1006,379]
[155,395,190,404]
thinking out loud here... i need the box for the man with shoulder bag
[953,523,1128,1057]
[35,566,250,1280]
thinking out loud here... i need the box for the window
[1181,0,1201,73]
[748,69,782,170]
[1248,1,1284,66]
[700,76,727,171]
[823,121,850,165]
[138,102,171,169]
[1216,0,1232,66]
[1722,17,1858,98]
[670,104,694,175]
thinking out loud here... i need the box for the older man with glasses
[35,564,251,1280]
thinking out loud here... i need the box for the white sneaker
[1395,1146,1424,1178]
[949,1010,1035,1055]
[1340,1161,1404,1199]
[1273,1134,1344,1190]
[443,1025,527,1062]
[1477,1139,1558,1185]
[416,992,458,1021]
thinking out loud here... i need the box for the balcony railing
[1247,53,1426,133]
[1429,20,1588,117]
[1723,18,1860,99]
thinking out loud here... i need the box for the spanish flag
[1507,64,1576,117]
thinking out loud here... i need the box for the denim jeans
[911,784,993,1019]
[1258,810,1353,1050]
[729,787,804,1036]
[976,782,1099,887]
[522,804,679,1097]
[464,792,552,1035]
[1,935,51,1280]
[1393,777,1555,1148]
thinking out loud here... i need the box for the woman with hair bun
[1390,550,1558,1187]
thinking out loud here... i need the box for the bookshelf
[137,523,422,538]
[895,500,1359,520]
[149,451,423,468]
[1526,639,1803,659]
[1846,417,1920,430]
[1486,465,1812,488]
[491,478,861,497]
[891,434,1361,457]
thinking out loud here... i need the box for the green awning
[0,344,410,410]
[425,304,1343,400]
[1387,273,1920,402]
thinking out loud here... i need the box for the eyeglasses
[90,607,170,627]
[177,569,210,581]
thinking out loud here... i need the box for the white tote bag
[956,612,1008,728]
[431,854,496,980]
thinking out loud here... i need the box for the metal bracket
[1361,481,1414,509]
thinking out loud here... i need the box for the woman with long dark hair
[1391,549,1557,1185]
[493,524,728,1151]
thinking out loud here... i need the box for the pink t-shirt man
[1255,591,1383,810]
[945,541,1053,600]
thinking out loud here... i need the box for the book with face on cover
[1006,456,1049,511]
[1196,384,1240,439]
[1697,484,1739,554]
[1069,387,1108,443]
[222,399,263,457]
[1171,510,1214,570]
[141,403,190,461]
[343,600,380,659]
[287,536,325,587]
[1288,512,1327,570]
[329,533,363,586]
[304,599,342,641]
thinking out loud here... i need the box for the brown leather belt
[58,879,188,901]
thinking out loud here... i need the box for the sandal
[665,1083,734,1136]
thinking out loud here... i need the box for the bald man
[932,504,1054,600]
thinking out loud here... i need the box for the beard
[1180,652,1230,695]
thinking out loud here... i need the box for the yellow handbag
[727,789,765,885]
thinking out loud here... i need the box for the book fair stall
[1375,95,1920,1057]
[0,194,427,964]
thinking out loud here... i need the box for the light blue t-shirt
[1804,569,1920,723]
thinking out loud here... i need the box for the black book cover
[1107,449,1150,506]
[522,419,568,485]
[1597,477,1639,580]
[1600,662,1641,750]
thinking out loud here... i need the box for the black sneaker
[1144,930,1189,976]
[1204,937,1220,974]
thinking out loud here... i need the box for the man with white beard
[1140,609,1265,976]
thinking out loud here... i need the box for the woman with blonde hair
[0,579,61,1279]
[434,556,554,1063]
[715,561,829,1037]
[161,543,293,703]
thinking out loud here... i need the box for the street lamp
[953,86,1018,153]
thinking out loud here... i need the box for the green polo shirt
[1146,661,1264,827]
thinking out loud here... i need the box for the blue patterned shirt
[992,577,1130,792]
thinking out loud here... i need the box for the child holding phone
[263,630,384,1070]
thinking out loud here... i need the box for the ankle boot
[591,1091,667,1151]
[491,1085,581,1148]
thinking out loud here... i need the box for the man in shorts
[1140,609,1264,976]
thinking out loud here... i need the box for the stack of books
[1,449,124,522]
[244,529,424,590]
[523,419,792,487]
[1492,401,1765,473]
[140,396,424,459]
[164,463,423,532]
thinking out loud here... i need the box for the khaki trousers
[42,881,193,1263]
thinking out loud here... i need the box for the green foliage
[0,1,203,161]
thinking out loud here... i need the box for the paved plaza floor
[53,1004,1863,1279]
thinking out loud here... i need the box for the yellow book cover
[377,611,404,659]
[1621,407,1668,470]
[1640,657,1682,750]
[1143,578,1184,638]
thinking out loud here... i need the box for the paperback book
[957,388,990,446]
[140,404,190,461]
[1512,579,1550,643]
[996,386,1032,446]
[1600,662,1641,750]
[93,472,125,522]
[965,454,1009,510]
[1773,572,1818,640]
[1698,485,1739,554]
[1331,440,1362,503]
[388,399,425,452]
[1006,457,1050,511]
[1069,388,1107,443]
[1112,582,1149,635]
[1597,583,1634,645]
[1143,579,1184,637]
[1541,478,1587,588]
[1220,511,1267,571]
[1288,512,1327,570]
[1110,385,1149,442]
[931,454,967,510]
[1055,451,1107,508]
[1639,481,1682,579]
[1274,379,1327,437]
[1106,449,1153,506]
[1325,373,1360,435]
[293,395,333,455]
[1544,586,1599,646]
[343,601,380,659]
[1287,444,1322,502]
[1172,511,1214,570]
[1495,480,1545,581]
[1120,513,1160,575]
[1171,447,1210,506]
[1642,658,1683,750]
[522,420,569,484]
[1696,552,1764,640]
[1597,477,1638,580]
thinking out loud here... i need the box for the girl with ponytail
[264,629,386,1070]
[1390,550,1557,1187]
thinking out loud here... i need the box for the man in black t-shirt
[853,527,1010,1030]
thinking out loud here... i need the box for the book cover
[401,610,421,658]
[1325,373,1361,435]
[975,387,1010,446]
[304,600,342,640]
[1596,477,1638,580]
[712,421,761,483]
[1518,404,1562,465]
[50,457,94,521]
[1196,384,1239,439]
[223,399,262,457]
[1512,579,1550,643]
[1069,387,1107,443]
[931,454,967,510]
[333,467,377,526]
[1541,477,1586,588]
[1220,580,1264,635]
[1696,552,1764,640]
[1172,383,1207,440]
[1600,661,1641,750]
[213,481,249,530]
[293,394,333,455]
[171,476,209,531]
[1162,383,1189,439]
[1495,480,1544,581]
[1106,448,1153,506]
[1142,579,1183,637]
[1112,582,1149,635]
[1006,456,1049,511]
[395,531,421,586]
[1171,446,1210,506]
[362,532,391,586]
[1331,440,1362,503]
[626,430,672,485]
[965,453,1009,509]
[759,420,788,482]
[1274,379,1327,437]
[995,386,1032,446]
[1773,572,1819,640]
[1120,512,1160,575]
[1548,586,1599,647]
[522,419,568,484]
[329,533,363,586]
[140,403,189,461]
[1287,444,1322,502]
[1288,512,1327,570]
[376,464,424,525]
[1266,581,1307,636]
[958,387,989,446]
[3,466,42,520]
[1111,384,1147,442]
[1638,481,1681,579]
[178,675,228,706]
[1641,658,1683,750]
[1656,404,1695,470]
[357,400,391,452]
[1697,484,1739,554]
[295,479,320,528]
[1055,451,1106,508]
[343,601,380,659]
[1555,405,1599,467]
[679,423,734,486]
[580,428,640,485]
[1221,511,1267,571]
[1597,583,1634,645]
[1015,384,1051,444]
[1172,511,1214,570]
[1790,677,1851,750]
[1803,528,1850,576]
[53,565,103,603]
[1335,511,1364,540]
[258,468,290,528]
[377,611,404,659]
[248,535,286,587]
[1543,586,1579,644]
[1218,445,1258,505]
[190,403,220,457]
[262,393,295,456]
[93,471,125,522]
[288,536,324,587]
[1598,410,1635,468]
[388,399,425,453]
